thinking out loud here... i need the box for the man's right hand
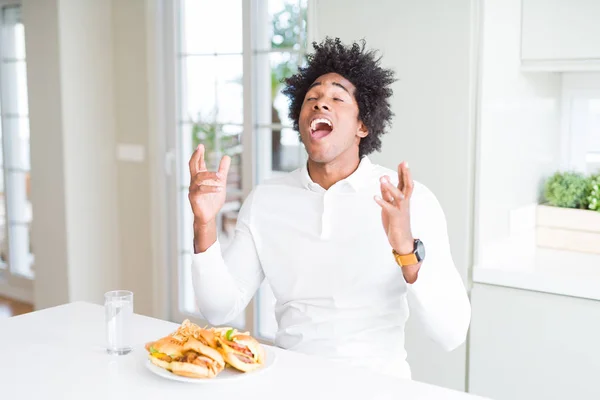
[188,144,231,226]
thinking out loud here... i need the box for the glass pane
[8,222,32,278]
[255,52,301,127]
[1,6,28,115]
[179,189,194,254]
[13,19,25,60]
[0,168,5,269]
[6,171,31,225]
[183,55,243,124]
[0,61,28,116]
[191,124,243,170]
[179,123,193,189]
[4,170,32,277]
[2,6,21,28]
[181,123,243,185]
[2,6,25,59]
[587,99,600,152]
[0,117,3,167]
[258,127,302,173]
[583,98,600,174]
[182,0,242,54]
[225,150,243,194]
[0,5,27,273]
[256,0,307,51]
[3,118,30,170]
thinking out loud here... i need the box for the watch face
[415,239,426,262]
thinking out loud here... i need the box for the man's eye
[306,97,316,101]
[333,97,344,102]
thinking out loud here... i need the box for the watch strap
[392,249,419,267]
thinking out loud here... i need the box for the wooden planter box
[536,205,600,254]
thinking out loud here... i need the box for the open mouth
[310,117,334,139]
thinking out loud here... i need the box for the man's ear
[357,121,368,138]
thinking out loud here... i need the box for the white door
[0,0,34,304]
[163,0,308,339]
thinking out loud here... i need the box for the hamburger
[146,336,185,370]
[192,326,218,348]
[171,319,218,349]
[146,335,225,379]
[170,337,225,378]
[211,328,266,372]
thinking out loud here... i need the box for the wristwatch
[392,239,426,267]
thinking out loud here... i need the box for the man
[188,37,470,379]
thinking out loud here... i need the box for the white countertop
[473,247,600,301]
[0,302,487,400]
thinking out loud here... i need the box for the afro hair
[282,37,396,158]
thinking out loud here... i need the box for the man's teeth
[310,118,333,131]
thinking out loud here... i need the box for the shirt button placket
[321,192,331,240]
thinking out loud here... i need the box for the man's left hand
[374,161,421,282]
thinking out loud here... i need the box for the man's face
[298,73,368,164]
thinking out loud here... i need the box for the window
[561,73,600,175]
[170,0,308,339]
[0,3,33,290]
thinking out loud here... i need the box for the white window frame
[161,0,310,340]
[0,0,33,304]
[560,73,600,173]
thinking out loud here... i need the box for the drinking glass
[105,290,134,355]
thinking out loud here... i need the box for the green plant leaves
[587,175,600,211]
[544,171,600,211]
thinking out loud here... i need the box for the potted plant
[536,171,600,254]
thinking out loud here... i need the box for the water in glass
[105,290,133,355]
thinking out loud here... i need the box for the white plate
[145,347,276,383]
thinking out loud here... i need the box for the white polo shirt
[191,157,471,379]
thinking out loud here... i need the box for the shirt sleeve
[406,183,471,351]
[190,189,264,326]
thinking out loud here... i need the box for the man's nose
[313,102,330,111]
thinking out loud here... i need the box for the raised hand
[374,161,415,255]
[188,144,231,226]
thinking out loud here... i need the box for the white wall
[112,0,156,317]
[24,0,165,317]
[24,0,71,307]
[475,0,562,266]
[24,0,120,308]
[59,0,120,303]
[469,283,600,400]
[316,0,476,391]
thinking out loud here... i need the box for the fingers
[218,155,231,177]
[380,175,405,205]
[190,171,225,193]
[189,144,207,175]
[197,185,223,194]
[398,162,405,193]
[380,184,394,203]
[374,195,395,212]
[398,161,414,198]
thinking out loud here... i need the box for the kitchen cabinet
[469,283,600,400]
[521,0,600,71]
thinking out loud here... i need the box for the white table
[0,302,488,399]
